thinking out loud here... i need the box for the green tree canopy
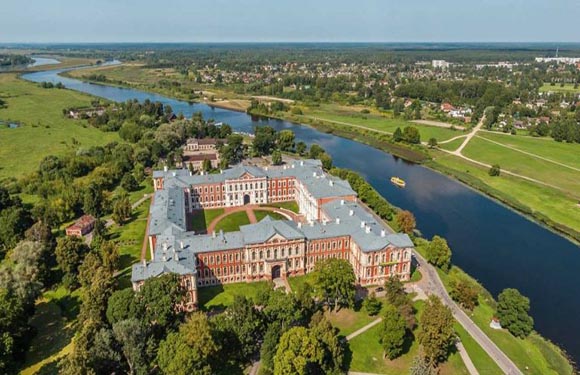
[312,258,356,310]
[497,288,534,338]
[379,303,407,360]
[417,295,455,365]
[426,236,452,272]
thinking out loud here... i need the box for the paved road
[413,251,523,375]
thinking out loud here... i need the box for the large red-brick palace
[132,159,414,310]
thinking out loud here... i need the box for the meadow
[0,74,119,180]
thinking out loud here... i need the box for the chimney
[173,249,179,261]
[162,255,167,262]
[336,218,340,224]
[283,165,287,170]
[360,221,365,228]
[162,242,168,251]
[164,165,168,172]
[340,199,345,205]
[329,180,334,187]
[365,226,371,234]
[300,161,304,166]
[297,222,302,228]
[309,221,314,227]
[349,210,354,216]
[172,172,176,177]
[381,230,386,238]
[189,171,193,176]
[180,241,184,249]
[220,169,223,174]
[313,172,317,177]
[212,231,216,238]
[142,259,147,267]
[322,220,327,226]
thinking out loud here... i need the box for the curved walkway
[207,205,300,233]
[413,251,522,375]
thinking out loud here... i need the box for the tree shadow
[36,359,60,375]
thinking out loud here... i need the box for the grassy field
[0,74,119,180]
[431,152,580,236]
[20,286,81,375]
[299,104,466,143]
[197,281,270,311]
[439,136,467,151]
[462,136,580,195]
[190,208,225,233]
[539,83,580,94]
[347,300,469,375]
[213,211,251,232]
[454,323,503,374]
[254,210,287,222]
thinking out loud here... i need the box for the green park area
[197,281,270,311]
[0,74,119,180]
[539,83,580,94]
[261,200,300,213]
[213,211,251,232]
[254,210,287,222]
[190,208,225,233]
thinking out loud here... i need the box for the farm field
[539,83,580,94]
[0,74,119,180]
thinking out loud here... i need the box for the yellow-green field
[539,83,580,94]
[0,74,119,180]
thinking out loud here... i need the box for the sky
[1,0,579,43]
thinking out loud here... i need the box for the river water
[22,67,580,362]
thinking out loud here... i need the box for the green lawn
[539,83,580,94]
[431,152,580,235]
[325,307,377,337]
[261,201,300,213]
[454,322,503,375]
[190,208,225,233]
[0,74,119,180]
[347,300,468,375]
[254,210,287,222]
[478,132,580,171]
[462,136,580,195]
[214,211,251,233]
[438,136,467,151]
[197,281,270,311]
[287,273,314,292]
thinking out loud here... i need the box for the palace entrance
[243,194,251,205]
[272,265,281,279]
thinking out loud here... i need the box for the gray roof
[149,188,187,236]
[240,216,305,244]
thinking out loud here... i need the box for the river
[22,66,580,362]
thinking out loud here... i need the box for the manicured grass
[287,273,314,292]
[454,322,503,375]
[261,200,300,213]
[254,210,287,222]
[197,281,270,310]
[463,136,580,195]
[431,152,580,235]
[190,208,225,233]
[539,83,580,94]
[325,307,377,336]
[0,74,119,180]
[347,300,469,375]
[213,211,251,233]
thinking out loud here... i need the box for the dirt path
[412,119,466,130]
[452,116,485,155]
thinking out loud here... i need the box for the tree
[417,295,455,365]
[362,293,382,316]
[396,210,416,235]
[379,303,407,360]
[403,126,421,144]
[308,144,325,159]
[133,274,184,331]
[83,183,105,218]
[121,173,139,192]
[112,195,132,225]
[497,288,534,338]
[313,258,356,310]
[55,236,90,288]
[277,130,295,152]
[253,126,277,156]
[488,164,501,177]
[409,355,437,375]
[112,319,149,375]
[157,312,219,375]
[449,279,479,311]
[295,141,307,156]
[271,150,283,166]
[426,236,452,272]
[273,327,322,375]
[260,324,284,375]
[393,127,404,142]
[427,138,438,148]
[318,152,333,170]
[202,158,212,172]
[107,288,137,325]
[0,206,32,256]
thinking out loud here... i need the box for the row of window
[308,239,348,252]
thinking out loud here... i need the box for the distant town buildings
[133,160,414,310]
[535,57,580,65]
[432,60,451,69]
